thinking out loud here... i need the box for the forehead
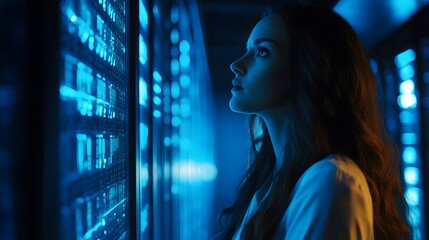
[247,13,288,46]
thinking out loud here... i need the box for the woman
[218,3,410,240]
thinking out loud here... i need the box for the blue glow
[88,36,95,51]
[180,54,190,69]
[171,82,180,98]
[153,110,161,118]
[390,0,419,23]
[404,167,420,185]
[172,161,218,182]
[153,83,161,94]
[140,163,149,188]
[164,137,171,147]
[171,6,179,23]
[179,40,191,53]
[401,133,419,145]
[397,94,417,109]
[139,77,148,106]
[153,96,161,105]
[403,147,418,164]
[399,79,415,94]
[153,71,162,82]
[408,206,422,227]
[369,59,378,74]
[171,29,179,44]
[395,49,416,68]
[60,85,77,99]
[180,98,191,117]
[180,75,191,88]
[172,116,181,127]
[171,59,180,75]
[399,65,415,80]
[139,35,148,65]
[141,204,149,234]
[71,15,77,22]
[171,134,180,146]
[405,187,421,206]
[171,102,180,115]
[139,0,148,28]
[140,122,148,150]
[153,5,160,18]
[399,111,418,124]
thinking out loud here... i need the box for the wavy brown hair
[218,4,410,240]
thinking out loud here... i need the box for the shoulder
[277,155,374,239]
[293,154,369,198]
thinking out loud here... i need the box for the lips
[232,79,244,90]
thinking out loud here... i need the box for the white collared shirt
[233,155,374,240]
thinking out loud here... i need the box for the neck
[259,107,288,173]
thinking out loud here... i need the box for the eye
[256,47,269,57]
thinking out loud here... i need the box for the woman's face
[229,13,289,114]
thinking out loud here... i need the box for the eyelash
[256,47,269,57]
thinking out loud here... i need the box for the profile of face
[229,13,289,114]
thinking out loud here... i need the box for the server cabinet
[371,5,429,239]
[1,0,215,239]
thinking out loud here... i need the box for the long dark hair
[218,4,410,240]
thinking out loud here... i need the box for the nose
[230,57,245,75]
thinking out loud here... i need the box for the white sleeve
[283,160,373,240]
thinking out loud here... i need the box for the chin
[229,98,253,114]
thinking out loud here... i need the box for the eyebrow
[246,38,277,49]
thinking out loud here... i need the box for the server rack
[1,0,215,239]
[371,4,429,239]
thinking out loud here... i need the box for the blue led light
[401,133,419,145]
[397,94,417,109]
[139,35,148,65]
[399,79,415,94]
[394,49,416,68]
[399,64,415,80]
[153,71,162,82]
[139,77,148,106]
[403,146,418,164]
[171,102,180,115]
[153,110,161,118]
[140,163,149,188]
[399,110,418,124]
[153,83,161,94]
[404,167,420,185]
[140,122,148,150]
[179,40,190,53]
[179,54,190,69]
[180,75,191,88]
[141,204,149,233]
[171,29,179,44]
[172,116,181,127]
[139,0,148,28]
[153,96,161,105]
[171,6,179,23]
[171,59,180,75]
[171,82,180,98]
